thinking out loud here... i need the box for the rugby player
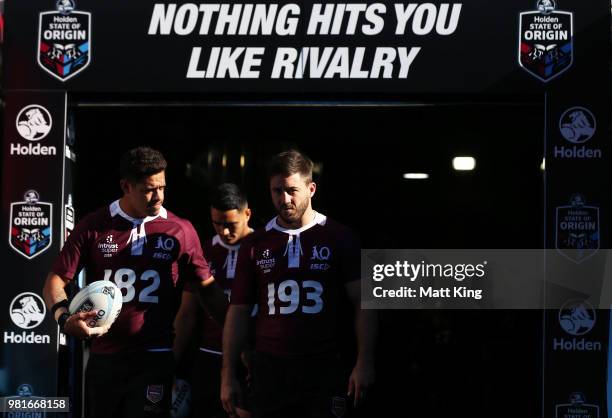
[221,150,376,418]
[43,146,228,418]
[174,183,254,418]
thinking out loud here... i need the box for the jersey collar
[212,234,241,250]
[265,212,327,234]
[109,200,168,224]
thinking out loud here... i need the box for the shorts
[192,349,251,418]
[251,352,351,418]
[86,351,174,418]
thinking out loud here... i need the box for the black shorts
[251,352,351,418]
[192,349,251,418]
[86,351,174,418]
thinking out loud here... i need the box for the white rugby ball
[69,281,122,328]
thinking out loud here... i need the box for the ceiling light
[403,173,429,179]
[452,156,476,171]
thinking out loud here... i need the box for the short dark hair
[267,149,313,183]
[210,183,248,211]
[119,146,167,183]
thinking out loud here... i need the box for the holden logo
[559,107,596,144]
[9,293,46,329]
[15,105,53,141]
[17,384,34,396]
[558,300,596,336]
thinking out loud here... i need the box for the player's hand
[347,360,375,407]
[63,311,110,339]
[220,369,242,417]
[240,350,254,383]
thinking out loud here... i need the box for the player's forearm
[346,281,377,364]
[173,291,199,362]
[355,308,377,364]
[197,280,229,326]
[42,273,70,321]
[222,305,250,375]
[173,312,196,363]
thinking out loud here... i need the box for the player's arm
[195,277,228,326]
[221,304,252,416]
[42,272,109,339]
[182,220,229,325]
[345,279,377,406]
[173,289,200,363]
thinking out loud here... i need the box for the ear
[120,179,130,195]
[309,182,317,198]
[244,207,252,220]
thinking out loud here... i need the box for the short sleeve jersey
[231,213,360,358]
[52,200,211,354]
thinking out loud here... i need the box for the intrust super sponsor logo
[10,104,57,157]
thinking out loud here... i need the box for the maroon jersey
[231,213,360,358]
[197,235,242,353]
[52,200,211,354]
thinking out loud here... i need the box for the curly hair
[119,146,167,182]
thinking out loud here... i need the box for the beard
[277,198,309,226]
[146,200,163,216]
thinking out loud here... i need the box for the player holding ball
[43,146,228,418]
